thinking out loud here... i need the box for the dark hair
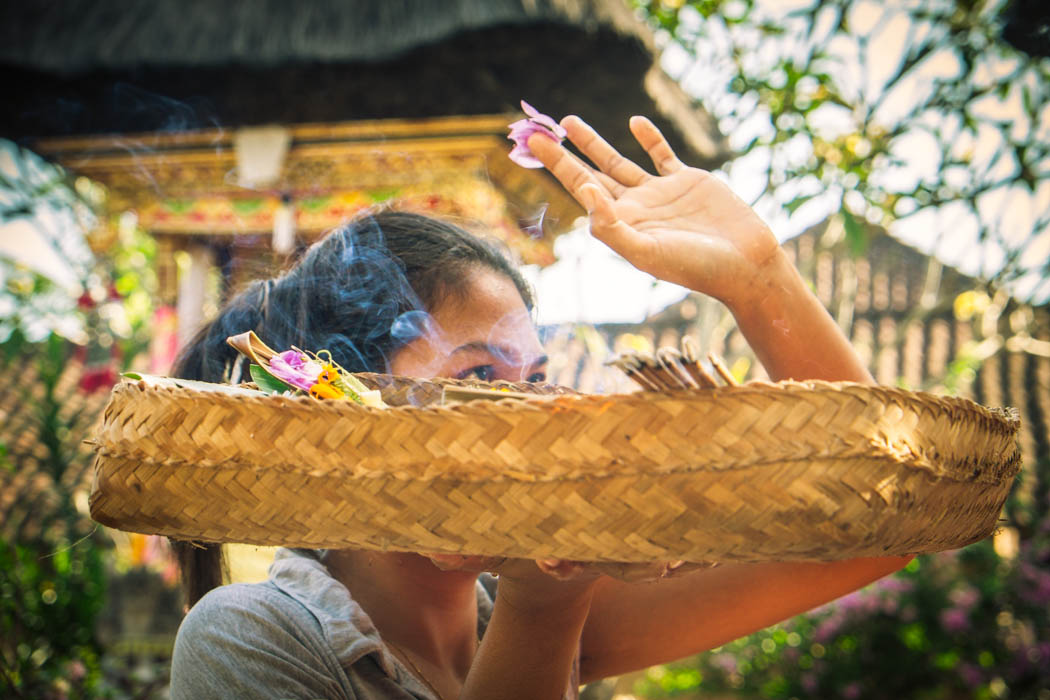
[170,210,532,607]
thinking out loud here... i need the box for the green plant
[0,336,110,699]
[1,141,162,698]
[635,0,1049,300]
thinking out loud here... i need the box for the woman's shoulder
[174,581,328,661]
[179,548,338,640]
[189,580,298,612]
[171,582,349,699]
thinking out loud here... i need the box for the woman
[170,115,910,699]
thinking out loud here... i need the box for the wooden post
[150,234,179,374]
[176,243,216,348]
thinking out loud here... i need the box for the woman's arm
[462,563,597,699]
[529,116,872,384]
[528,116,907,681]
[728,245,874,383]
[579,556,909,682]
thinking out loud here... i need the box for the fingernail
[579,185,597,213]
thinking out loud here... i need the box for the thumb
[579,183,607,219]
[579,184,652,268]
[580,183,623,236]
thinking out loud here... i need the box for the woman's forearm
[727,247,874,384]
[461,578,594,700]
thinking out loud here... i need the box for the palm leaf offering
[225,330,385,407]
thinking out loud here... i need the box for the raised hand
[530,114,874,384]
[528,116,781,311]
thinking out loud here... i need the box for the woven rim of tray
[88,374,1021,563]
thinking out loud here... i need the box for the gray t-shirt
[170,548,579,699]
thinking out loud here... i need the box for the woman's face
[389,267,547,383]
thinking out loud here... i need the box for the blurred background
[1,1,1047,698]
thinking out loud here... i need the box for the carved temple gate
[37,115,583,370]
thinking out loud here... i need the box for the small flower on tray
[226,331,386,407]
[268,350,323,391]
[507,100,566,168]
[309,379,344,400]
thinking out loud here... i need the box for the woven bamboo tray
[89,373,1021,564]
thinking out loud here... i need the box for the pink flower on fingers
[268,350,323,391]
[508,100,566,168]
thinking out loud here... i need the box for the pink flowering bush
[632,457,1050,700]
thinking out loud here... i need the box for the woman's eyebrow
[449,341,548,368]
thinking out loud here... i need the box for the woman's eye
[527,372,547,383]
[461,365,495,381]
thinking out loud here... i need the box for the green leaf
[841,207,868,257]
[249,364,297,395]
[784,193,816,214]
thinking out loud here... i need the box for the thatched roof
[2,0,729,169]
[3,0,624,70]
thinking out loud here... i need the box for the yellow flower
[309,380,344,400]
[318,364,339,384]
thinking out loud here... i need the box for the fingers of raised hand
[629,116,685,176]
[561,115,651,187]
[580,184,653,268]
[564,148,624,197]
[528,133,606,201]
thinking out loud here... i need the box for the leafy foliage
[0,337,110,699]
[1,143,166,698]
[635,0,1050,300]
[1,141,157,376]
[0,535,108,699]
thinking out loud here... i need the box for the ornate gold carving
[36,116,582,265]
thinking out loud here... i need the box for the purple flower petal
[508,101,566,169]
[509,144,544,169]
[507,119,547,148]
[268,351,322,391]
[520,101,566,137]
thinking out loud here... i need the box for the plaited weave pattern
[89,375,1020,563]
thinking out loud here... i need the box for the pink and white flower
[507,100,566,168]
[268,350,323,391]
